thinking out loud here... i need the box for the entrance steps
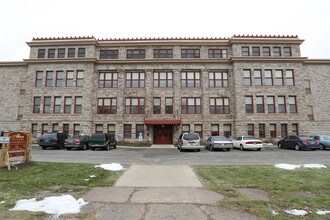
[150,144,176,149]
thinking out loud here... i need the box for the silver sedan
[205,136,233,151]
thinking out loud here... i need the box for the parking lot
[29,145,330,166]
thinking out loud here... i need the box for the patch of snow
[95,163,124,171]
[275,163,301,170]
[84,179,89,181]
[303,164,327,169]
[90,175,96,178]
[285,209,308,216]
[9,195,88,218]
[317,210,330,215]
[0,201,5,204]
[271,210,279,216]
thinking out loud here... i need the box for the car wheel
[41,146,47,150]
[294,144,300,151]
[210,145,213,151]
[197,149,200,152]
[106,144,110,151]
[257,148,261,151]
[67,148,71,151]
[180,148,184,152]
[113,144,117,149]
[278,143,282,149]
[91,148,95,151]
[227,148,231,151]
[240,144,244,151]
[320,144,326,150]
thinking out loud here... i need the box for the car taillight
[302,140,308,144]
[316,140,319,144]
[64,140,67,144]
[76,140,80,144]
[246,141,262,145]
[55,138,58,142]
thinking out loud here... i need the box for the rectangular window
[264,69,273,86]
[124,124,132,138]
[181,49,200,58]
[107,124,116,136]
[100,49,119,59]
[254,69,262,86]
[281,124,288,138]
[97,98,117,114]
[42,124,48,134]
[259,124,265,138]
[58,48,65,58]
[48,49,55,58]
[63,124,69,135]
[245,96,253,113]
[267,96,275,113]
[270,124,276,138]
[209,71,228,87]
[68,48,76,58]
[73,124,80,136]
[211,124,219,136]
[153,49,173,58]
[288,96,297,113]
[275,70,284,86]
[210,97,230,114]
[66,71,74,87]
[252,47,260,56]
[74,96,82,114]
[248,124,254,136]
[194,124,203,139]
[286,70,295,86]
[181,97,201,114]
[76,70,84,87]
[54,97,61,113]
[181,71,201,87]
[95,124,103,133]
[125,97,145,114]
[223,124,231,138]
[38,49,45,58]
[78,48,86,57]
[182,124,190,133]
[292,123,299,135]
[99,72,118,88]
[43,97,51,113]
[278,96,286,113]
[31,123,38,138]
[208,49,227,58]
[136,124,144,139]
[256,96,265,113]
[262,47,271,56]
[243,69,252,85]
[64,97,72,113]
[35,71,43,87]
[33,97,41,113]
[126,71,145,88]
[45,71,53,87]
[273,47,281,56]
[55,71,64,87]
[153,97,161,114]
[126,49,145,59]
[153,71,173,87]
[52,124,59,132]
[242,46,249,56]
[284,47,292,57]
[165,97,173,114]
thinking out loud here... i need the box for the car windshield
[91,133,105,138]
[213,136,228,141]
[300,136,313,140]
[183,133,199,141]
[242,136,257,140]
[42,133,56,138]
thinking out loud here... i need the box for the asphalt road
[28,145,330,166]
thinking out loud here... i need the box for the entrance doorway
[153,125,173,144]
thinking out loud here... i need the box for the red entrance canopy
[144,119,182,125]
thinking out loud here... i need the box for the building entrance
[153,125,173,144]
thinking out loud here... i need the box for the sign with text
[0,137,10,144]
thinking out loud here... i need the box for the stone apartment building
[0,35,329,144]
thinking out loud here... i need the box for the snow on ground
[90,175,96,178]
[95,163,124,171]
[0,201,5,204]
[9,195,88,218]
[317,210,330,215]
[285,209,308,216]
[275,163,327,170]
[271,210,279,216]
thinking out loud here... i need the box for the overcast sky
[0,0,329,61]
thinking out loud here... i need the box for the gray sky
[1,0,330,61]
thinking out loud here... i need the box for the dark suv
[90,133,117,151]
[39,132,69,149]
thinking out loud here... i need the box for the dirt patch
[294,191,317,198]
[237,188,270,201]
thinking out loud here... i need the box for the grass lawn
[195,166,330,220]
[0,162,123,219]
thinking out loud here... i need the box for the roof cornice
[0,61,28,67]
[303,59,330,65]
[23,58,97,64]
[230,57,308,62]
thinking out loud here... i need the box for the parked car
[205,136,233,151]
[278,135,320,151]
[232,136,263,151]
[89,133,117,151]
[177,132,202,152]
[310,135,330,150]
[65,134,90,150]
[39,132,69,150]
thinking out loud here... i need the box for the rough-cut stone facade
[0,35,329,144]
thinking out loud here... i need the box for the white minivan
[177,132,202,152]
